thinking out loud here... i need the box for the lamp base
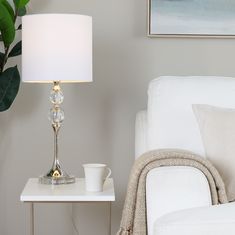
[39,82,75,185]
[39,166,75,185]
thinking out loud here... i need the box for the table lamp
[22,14,92,185]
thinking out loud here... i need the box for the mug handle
[103,167,112,183]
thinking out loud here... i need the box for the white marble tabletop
[21,178,115,202]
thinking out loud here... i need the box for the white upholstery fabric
[154,202,235,235]
[147,76,235,156]
[146,166,212,235]
[135,110,148,158]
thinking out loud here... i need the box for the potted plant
[0,0,30,111]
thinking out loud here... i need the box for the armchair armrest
[154,202,235,235]
[146,166,212,235]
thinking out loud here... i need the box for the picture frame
[148,0,235,38]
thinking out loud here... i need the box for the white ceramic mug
[83,164,111,192]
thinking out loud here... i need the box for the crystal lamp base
[39,166,75,185]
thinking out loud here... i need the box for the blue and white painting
[149,0,235,36]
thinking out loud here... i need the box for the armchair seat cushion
[154,202,235,235]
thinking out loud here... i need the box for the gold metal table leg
[108,202,112,235]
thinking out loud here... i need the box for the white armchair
[135,76,235,235]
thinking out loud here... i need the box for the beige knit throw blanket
[117,149,228,235]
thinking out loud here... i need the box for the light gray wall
[1,0,235,234]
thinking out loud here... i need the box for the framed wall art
[148,0,235,37]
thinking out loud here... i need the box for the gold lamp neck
[53,81,61,91]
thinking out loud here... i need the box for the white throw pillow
[193,104,235,202]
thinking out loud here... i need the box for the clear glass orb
[50,89,64,105]
[49,107,65,124]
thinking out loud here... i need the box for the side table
[20,178,115,235]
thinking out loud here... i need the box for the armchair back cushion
[147,76,235,156]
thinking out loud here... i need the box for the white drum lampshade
[21,14,92,185]
[22,14,92,83]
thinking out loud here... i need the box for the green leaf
[0,0,14,21]
[17,6,26,16]
[0,2,15,47]
[0,51,4,59]
[0,52,4,65]
[0,66,20,111]
[8,41,21,57]
[0,52,4,58]
[0,34,2,41]
[13,0,29,8]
